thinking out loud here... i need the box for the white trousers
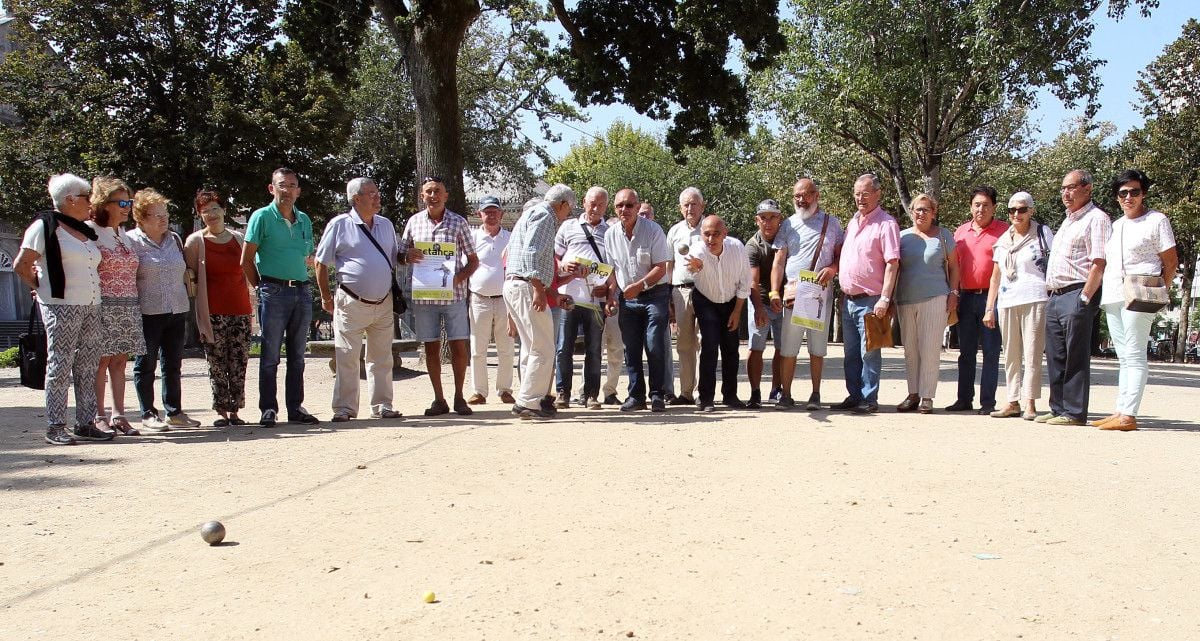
[1103,301,1154,416]
[998,301,1046,403]
[468,294,514,397]
[332,289,394,416]
[503,280,555,409]
[897,295,947,398]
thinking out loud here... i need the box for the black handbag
[19,301,47,390]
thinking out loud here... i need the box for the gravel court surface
[1,346,1198,640]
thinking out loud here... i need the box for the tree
[754,0,1156,214]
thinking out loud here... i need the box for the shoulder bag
[1121,223,1168,313]
[19,301,47,390]
[940,228,958,327]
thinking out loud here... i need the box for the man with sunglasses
[947,186,1009,415]
[1038,170,1111,426]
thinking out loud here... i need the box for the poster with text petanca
[412,241,457,300]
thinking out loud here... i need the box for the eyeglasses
[1060,182,1088,192]
[1117,188,1144,199]
[1007,206,1030,214]
[108,199,134,208]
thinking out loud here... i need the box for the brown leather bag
[865,309,895,351]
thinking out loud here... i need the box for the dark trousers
[258,282,313,415]
[955,291,1002,409]
[1045,287,1100,420]
[135,312,187,418]
[693,290,742,404]
[618,285,670,402]
[555,304,603,398]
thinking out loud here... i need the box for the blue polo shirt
[245,201,314,282]
[315,208,398,301]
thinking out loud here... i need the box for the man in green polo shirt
[241,167,320,426]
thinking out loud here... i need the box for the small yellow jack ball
[422,591,436,603]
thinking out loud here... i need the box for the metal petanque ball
[200,520,226,545]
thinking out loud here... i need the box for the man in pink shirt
[833,174,900,413]
[948,186,1009,414]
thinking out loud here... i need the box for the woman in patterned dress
[86,177,147,436]
[184,189,253,426]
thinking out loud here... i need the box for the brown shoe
[466,393,487,405]
[1100,416,1138,431]
[499,391,516,404]
[1089,413,1119,427]
[896,394,919,412]
[990,403,1022,418]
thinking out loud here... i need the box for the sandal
[111,416,141,436]
[214,418,230,427]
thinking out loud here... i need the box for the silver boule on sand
[200,520,226,545]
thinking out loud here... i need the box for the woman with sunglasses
[86,176,147,436]
[1091,170,1177,431]
[983,193,1054,420]
[184,190,253,426]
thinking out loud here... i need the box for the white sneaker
[165,412,201,428]
[141,415,170,432]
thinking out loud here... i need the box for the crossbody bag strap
[357,222,396,269]
[940,228,951,283]
[580,221,605,263]
[809,211,830,272]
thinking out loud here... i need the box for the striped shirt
[506,203,557,287]
[128,228,190,315]
[1045,202,1112,290]
[398,208,476,304]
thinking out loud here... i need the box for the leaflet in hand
[570,255,613,309]
[412,241,457,301]
[789,269,829,331]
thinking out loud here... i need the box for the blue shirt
[315,208,398,301]
[896,227,955,305]
[245,201,314,282]
[506,203,557,286]
[772,210,844,282]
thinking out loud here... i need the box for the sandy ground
[1,344,1199,641]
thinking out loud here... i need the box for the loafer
[499,391,516,404]
[1022,411,1038,421]
[976,406,996,415]
[896,395,919,412]
[586,397,602,410]
[288,411,320,425]
[1089,413,1120,427]
[620,398,647,412]
[830,397,861,411]
[331,412,352,423]
[722,398,746,409]
[944,400,973,412]
[852,402,879,414]
[918,398,933,414]
[518,406,553,420]
[603,394,621,406]
[650,396,666,412]
[990,404,1022,418]
[424,399,450,416]
[1045,415,1085,426]
[466,393,487,405]
[453,398,474,416]
[668,395,695,406]
[1033,412,1056,423]
[1099,416,1138,431]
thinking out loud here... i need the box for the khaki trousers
[504,280,556,409]
[601,311,623,397]
[332,289,394,417]
[998,301,1046,402]
[671,285,698,398]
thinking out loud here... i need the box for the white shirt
[21,219,101,306]
[469,226,510,297]
[991,224,1055,309]
[690,237,752,304]
[555,215,609,305]
[666,219,702,285]
[1101,210,1176,306]
[604,217,671,290]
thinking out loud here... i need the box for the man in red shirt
[948,186,1009,414]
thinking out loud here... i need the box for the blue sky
[523,1,1196,171]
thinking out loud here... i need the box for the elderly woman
[1092,170,1177,431]
[128,189,200,431]
[184,190,253,426]
[87,176,146,436]
[14,174,105,445]
[894,193,959,414]
[984,192,1055,420]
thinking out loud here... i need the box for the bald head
[614,188,641,230]
[700,215,728,255]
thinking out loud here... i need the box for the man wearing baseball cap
[466,195,515,406]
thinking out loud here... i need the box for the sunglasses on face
[1117,188,1144,199]
[1007,206,1030,214]
[108,199,134,208]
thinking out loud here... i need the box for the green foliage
[0,346,19,368]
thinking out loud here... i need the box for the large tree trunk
[1175,241,1195,358]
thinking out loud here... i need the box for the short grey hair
[855,174,882,191]
[48,173,90,211]
[679,186,704,204]
[346,177,375,202]
[544,183,577,209]
[1008,191,1035,208]
[585,186,609,203]
[1068,169,1094,186]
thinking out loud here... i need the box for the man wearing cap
[686,215,751,412]
[1038,169,1111,425]
[466,195,514,406]
[242,167,320,426]
[770,178,844,410]
[554,186,611,410]
[664,187,706,405]
[831,174,900,414]
[947,186,1009,414]
[745,198,785,409]
[504,184,580,419]
[605,188,672,412]
[398,176,479,417]
[315,177,402,423]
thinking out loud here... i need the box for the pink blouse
[97,232,140,298]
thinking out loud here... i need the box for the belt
[960,288,988,295]
[261,275,309,287]
[472,291,503,299]
[1048,282,1085,296]
[845,292,876,301]
[638,284,665,297]
[340,284,386,305]
[505,275,530,282]
[675,283,694,289]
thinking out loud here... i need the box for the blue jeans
[135,312,187,418]
[556,305,603,398]
[258,282,312,415]
[842,295,882,404]
[618,285,670,402]
[955,291,1002,409]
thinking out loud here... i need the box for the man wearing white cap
[466,195,515,405]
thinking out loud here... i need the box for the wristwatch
[1080,292,1090,304]
[949,289,960,296]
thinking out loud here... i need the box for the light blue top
[896,227,955,305]
[315,208,398,301]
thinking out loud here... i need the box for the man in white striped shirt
[686,216,751,412]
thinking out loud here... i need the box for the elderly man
[1039,170,1111,426]
[664,187,706,405]
[314,177,402,422]
[466,195,515,406]
[947,186,1009,414]
[832,174,900,414]
[504,184,579,419]
[398,176,479,417]
[686,216,751,412]
[771,178,844,410]
[555,186,611,410]
[242,167,319,426]
[638,202,655,221]
[605,188,672,412]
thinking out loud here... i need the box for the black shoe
[668,395,694,406]
[603,394,621,406]
[259,409,277,426]
[945,400,973,412]
[288,411,320,425]
[830,397,861,411]
[768,386,783,404]
[453,397,475,416]
[723,398,746,409]
[620,398,647,412]
[424,399,451,416]
[804,392,822,411]
[73,423,115,441]
[852,402,879,414]
[650,396,666,412]
[664,393,677,403]
[539,396,559,417]
[976,406,996,415]
[700,403,716,413]
[45,425,76,445]
[775,396,796,410]
[745,394,762,410]
[518,406,553,420]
